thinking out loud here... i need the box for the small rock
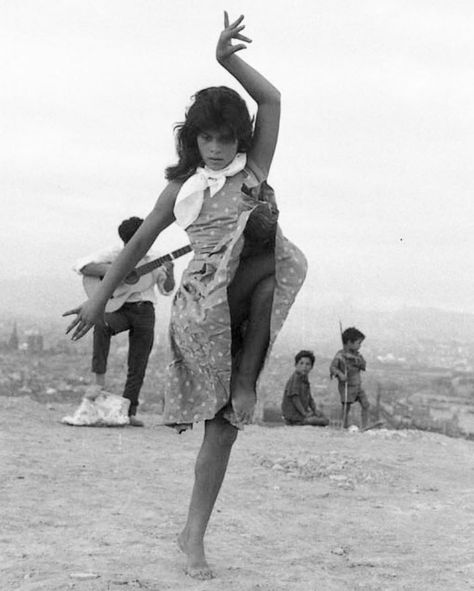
[338,480,355,490]
[69,572,100,580]
[272,464,285,471]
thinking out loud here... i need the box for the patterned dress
[164,167,307,427]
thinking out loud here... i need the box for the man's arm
[80,262,112,278]
[154,261,175,295]
[162,261,175,293]
[73,245,120,277]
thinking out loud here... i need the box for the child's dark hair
[294,350,315,367]
[165,86,254,182]
[341,327,365,344]
[118,217,143,244]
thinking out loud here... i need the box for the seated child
[330,326,369,429]
[281,350,329,426]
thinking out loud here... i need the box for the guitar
[82,244,192,313]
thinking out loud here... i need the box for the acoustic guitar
[82,244,192,313]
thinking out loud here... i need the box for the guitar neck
[133,245,192,278]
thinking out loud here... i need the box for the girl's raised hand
[63,299,105,341]
[216,11,252,63]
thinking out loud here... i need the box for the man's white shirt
[73,246,173,305]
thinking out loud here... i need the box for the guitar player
[73,216,175,426]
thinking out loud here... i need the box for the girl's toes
[184,566,215,580]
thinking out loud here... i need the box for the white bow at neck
[173,153,247,229]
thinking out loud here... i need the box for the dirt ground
[2,396,474,591]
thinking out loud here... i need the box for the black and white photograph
[2,1,473,589]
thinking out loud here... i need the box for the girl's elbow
[268,88,281,105]
[259,87,280,107]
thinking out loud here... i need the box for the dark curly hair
[165,86,254,182]
[118,216,143,244]
[294,350,315,367]
[341,327,366,344]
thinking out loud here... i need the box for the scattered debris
[258,453,401,488]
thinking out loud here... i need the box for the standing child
[64,13,307,580]
[330,326,369,429]
[281,350,329,426]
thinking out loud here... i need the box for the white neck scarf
[173,153,247,229]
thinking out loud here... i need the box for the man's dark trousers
[92,301,155,416]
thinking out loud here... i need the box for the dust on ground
[2,396,474,591]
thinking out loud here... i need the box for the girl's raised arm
[216,12,280,179]
[63,182,180,340]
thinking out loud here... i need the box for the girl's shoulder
[159,179,184,202]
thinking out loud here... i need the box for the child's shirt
[281,371,314,422]
[330,349,366,399]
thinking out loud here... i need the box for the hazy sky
[2,0,474,316]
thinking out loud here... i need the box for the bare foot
[177,530,214,580]
[231,375,256,425]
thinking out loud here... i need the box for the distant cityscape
[3,311,474,373]
[1,309,474,440]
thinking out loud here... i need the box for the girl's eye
[199,132,235,144]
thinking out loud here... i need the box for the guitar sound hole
[125,271,139,285]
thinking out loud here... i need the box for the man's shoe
[129,416,144,427]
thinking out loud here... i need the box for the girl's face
[197,128,239,170]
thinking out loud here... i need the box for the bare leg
[178,252,274,577]
[95,373,105,387]
[361,404,369,430]
[231,276,274,423]
[178,415,238,579]
[227,252,275,424]
[303,415,329,427]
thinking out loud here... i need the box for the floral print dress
[164,167,307,427]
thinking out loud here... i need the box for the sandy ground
[2,396,474,591]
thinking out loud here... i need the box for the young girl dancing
[64,12,307,580]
